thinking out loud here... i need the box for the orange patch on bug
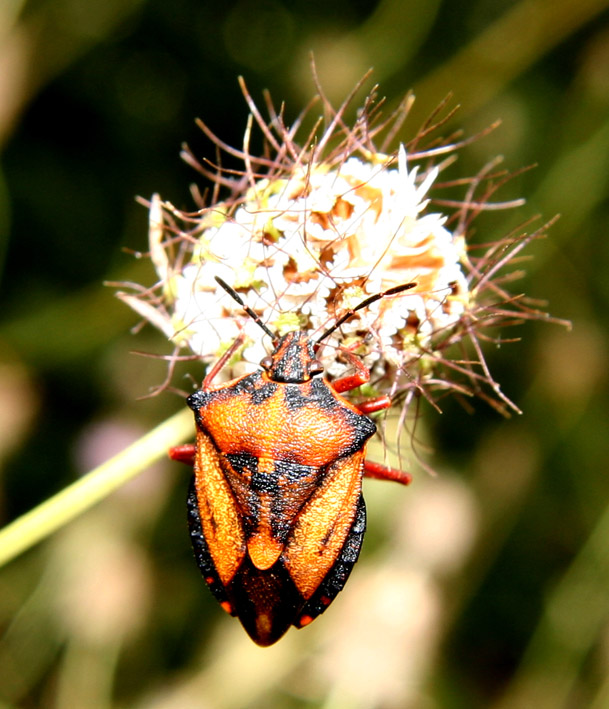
[247,490,284,570]
[193,430,246,586]
[284,449,365,599]
[247,534,283,570]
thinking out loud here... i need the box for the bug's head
[213,276,417,385]
[212,278,325,384]
[261,330,324,383]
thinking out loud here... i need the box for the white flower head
[117,76,560,425]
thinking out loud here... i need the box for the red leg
[169,444,196,466]
[331,351,393,415]
[331,349,371,393]
[364,460,412,485]
[202,333,246,388]
[331,350,411,484]
[170,335,249,467]
[356,395,392,415]
[170,336,248,467]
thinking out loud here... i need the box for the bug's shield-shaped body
[186,331,376,646]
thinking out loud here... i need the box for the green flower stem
[0,408,194,568]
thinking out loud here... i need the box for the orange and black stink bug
[170,277,415,646]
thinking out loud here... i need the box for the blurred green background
[1,0,609,707]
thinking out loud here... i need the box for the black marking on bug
[250,470,281,493]
[282,382,312,411]
[273,458,319,481]
[249,379,278,405]
[225,452,258,477]
[187,388,209,411]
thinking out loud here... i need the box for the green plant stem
[0,408,193,568]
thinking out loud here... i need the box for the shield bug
[170,277,416,646]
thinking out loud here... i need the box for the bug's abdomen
[187,477,367,646]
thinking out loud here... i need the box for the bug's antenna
[214,277,276,340]
[317,282,417,344]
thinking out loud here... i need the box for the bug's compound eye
[309,358,324,376]
[260,356,273,372]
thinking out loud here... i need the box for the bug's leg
[170,336,249,466]
[360,398,412,485]
[331,348,371,393]
[364,460,412,485]
[359,397,412,486]
[202,333,246,388]
[332,348,412,486]
[331,351,393,415]
[355,395,392,415]
[169,444,196,466]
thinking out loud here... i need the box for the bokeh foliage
[1,0,608,707]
